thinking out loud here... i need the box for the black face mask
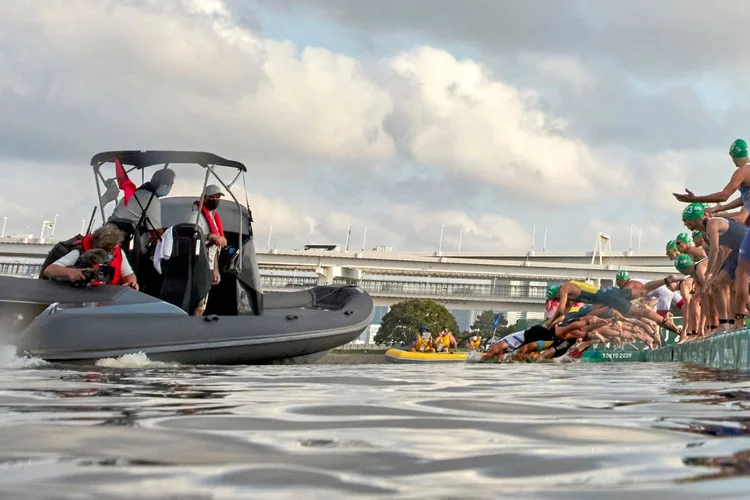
[204,199,220,211]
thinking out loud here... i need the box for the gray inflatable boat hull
[0,276,373,364]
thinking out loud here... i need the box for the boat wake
[95,352,180,369]
[0,344,47,369]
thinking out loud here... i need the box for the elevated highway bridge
[0,241,675,314]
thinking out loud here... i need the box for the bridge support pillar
[316,266,339,285]
[340,267,362,281]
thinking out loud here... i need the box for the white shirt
[185,208,219,271]
[111,190,162,229]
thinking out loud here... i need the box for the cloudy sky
[0,0,744,253]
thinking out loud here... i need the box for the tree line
[373,299,544,346]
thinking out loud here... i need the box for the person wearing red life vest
[43,224,138,289]
[185,185,228,315]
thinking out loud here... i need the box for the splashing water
[0,344,47,369]
[95,352,179,369]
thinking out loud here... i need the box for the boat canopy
[90,150,247,172]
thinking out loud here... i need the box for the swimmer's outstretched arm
[708,197,743,214]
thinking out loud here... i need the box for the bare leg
[711,272,731,332]
[629,305,680,333]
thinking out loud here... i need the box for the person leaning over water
[674,138,750,326]
[479,317,608,362]
[675,232,708,262]
[43,224,138,289]
[666,240,680,261]
[547,280,681,334]
[682,202,747,331]
[673,254,712,341]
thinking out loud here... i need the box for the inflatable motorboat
[384,348,468,363]
[3,151,374,364]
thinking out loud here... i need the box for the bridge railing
[0,265,547,301]
[332,278,547,300]
[261,275,319,289]
[0,262,41,277]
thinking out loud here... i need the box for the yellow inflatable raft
[384,348,468,363]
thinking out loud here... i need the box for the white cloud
[388,204,531,252]
[1,0,697,253]
[385,47,627,201]
[0,0,395,165]
[520,54,596,92]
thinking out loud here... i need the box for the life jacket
[81,234,122,285]
[415,336,431,352]
[469,337,481,349]
[194,201,224,237]
[435,334,451,351]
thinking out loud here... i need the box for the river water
[1,348,750,499]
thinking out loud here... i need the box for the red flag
[115,159,137,206]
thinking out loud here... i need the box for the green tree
[375,300,460,346]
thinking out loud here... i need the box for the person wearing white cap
[184,184,228,315]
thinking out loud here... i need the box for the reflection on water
[1,353,750,498]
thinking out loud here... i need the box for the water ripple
[0,356,749,497]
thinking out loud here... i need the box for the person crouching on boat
[410,325,435,352]
[185,185,228,316]
[434,327,457,353]
[43,224,138,289]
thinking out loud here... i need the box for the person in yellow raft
[468,335,483,351]
[434,327,458,353]
[410,325,435,353]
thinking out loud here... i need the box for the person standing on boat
[674,139,750,326]
[43,224,138,289]
[185,185,228,316]
[109,168,176,241]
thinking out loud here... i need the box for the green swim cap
[616,270,630,282]
[676,232,692,244]
[730,138,748,158]
[547,285,560,300]
[675,254,694,274]
[682,203,705,220]
[692,230,703,239]
[666,240,678,252]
